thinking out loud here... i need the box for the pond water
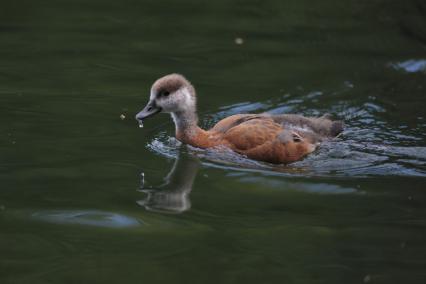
[1,0,426,283]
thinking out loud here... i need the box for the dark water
[1,0,426,283]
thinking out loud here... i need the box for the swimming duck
[135,74,343,164]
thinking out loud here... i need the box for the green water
[1,0,426,283]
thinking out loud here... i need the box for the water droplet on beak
[138,121,144,128]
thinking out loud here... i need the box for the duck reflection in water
[137,154,199,214]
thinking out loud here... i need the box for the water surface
[1,0,426,283]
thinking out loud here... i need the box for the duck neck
[171,111,207,145]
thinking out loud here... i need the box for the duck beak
[135,100,162,123]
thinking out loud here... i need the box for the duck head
[135,74,197,125]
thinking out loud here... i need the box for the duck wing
[270,114,344,137]
[239,129,316,164]
[213,115,314,163]
[211,114,318,163]
[212,113,343,139]
[210,114,265,134]
[216,115,283,151]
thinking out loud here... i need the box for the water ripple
[390,59,426,73]
[31,210,142,228]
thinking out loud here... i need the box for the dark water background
[1,0,426,283]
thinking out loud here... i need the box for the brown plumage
[136,74,344,164]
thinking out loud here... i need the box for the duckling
[135,74,343,164]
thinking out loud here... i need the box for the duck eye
[160,91,170,97]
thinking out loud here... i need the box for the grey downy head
[135,74,196,127]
